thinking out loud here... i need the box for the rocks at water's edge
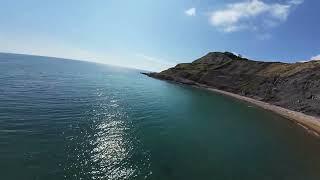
[142,52,320,117]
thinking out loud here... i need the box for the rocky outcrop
[144,52,320,117]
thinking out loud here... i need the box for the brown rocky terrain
[143,52,320,117]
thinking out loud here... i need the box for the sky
[0,0,319,71]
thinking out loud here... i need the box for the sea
[0,53,320,180]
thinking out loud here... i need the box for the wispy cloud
[288,0,304,5]
[311,54,320,61]
[257,33,272,40]
[209,0,303,32]
[185,7,196,16]
[0,33,174,71]
[135,53,176,70]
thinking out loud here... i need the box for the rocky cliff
[144,52,320,117]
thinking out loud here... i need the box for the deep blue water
[0,53,320,180]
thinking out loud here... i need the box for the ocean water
[0,53,320,180]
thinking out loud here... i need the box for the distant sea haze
[1,53,320,180]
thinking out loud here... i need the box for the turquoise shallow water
[0,53,320,180]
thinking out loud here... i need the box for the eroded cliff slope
[145,52,320,116]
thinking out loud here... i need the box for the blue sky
[0,0,319,71]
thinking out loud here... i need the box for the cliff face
[145,52,320,117]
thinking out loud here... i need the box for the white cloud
[185,7,196,16]
[209,0,303,32]
[311,54,320,61]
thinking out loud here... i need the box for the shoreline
[143,73,320,137]
[193,83,320,137]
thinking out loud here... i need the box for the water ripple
[63,88,151,180]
